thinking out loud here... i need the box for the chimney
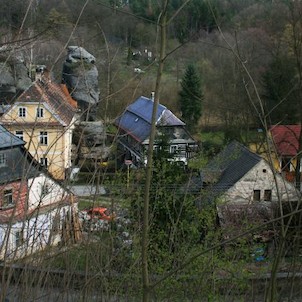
[151,91,155,101]
[35,65,49,82]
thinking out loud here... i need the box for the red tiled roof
[60,84,78,109]
[17,80,76,125]
[270,125,301,156]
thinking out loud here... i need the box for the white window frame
[18,107,26,118]
[15,130,24,140]
[39,132,48,145]
[40,157,48,167]
[3,189,13,207]
[36,107,44,118]
[170,144,178,154]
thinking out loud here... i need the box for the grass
[200,131,225,145]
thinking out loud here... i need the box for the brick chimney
[35,65,50,82]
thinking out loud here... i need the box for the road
[68,185,107,197]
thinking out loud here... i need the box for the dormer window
[0,153,6,167]
[18,107,26,118]
[37,107,44,118]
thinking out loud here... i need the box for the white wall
[28,174,70,210]
[0,204,72,260]
[224,160,299,204]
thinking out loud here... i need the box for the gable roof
[0,124,24,149]
[115,96,185,142]
[202,141,262,194]
[16,80,76,126]
[0,125,38,183]
[270,125,301,157]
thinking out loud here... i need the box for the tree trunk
[141,2,168,302]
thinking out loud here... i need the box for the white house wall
[224,160,299,204]
[0,205,71,260]
[28,174,70,210]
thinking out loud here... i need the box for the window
[15,131,24,140]
[40,157,48,167]
[264,190,272,201]
[39,132,48,145]
[281,157,292,172]
[18,107,26,118]
[153,145,160,153]
[3,189,13,207]
[253,190,261,201]
[0,153,6,167]
[51,213,61,233]
[15,230,24,247]
[36,107,44,118]
[41,183,49,198]
[170,145,178,154]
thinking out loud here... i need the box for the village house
[200,141,300,236]
[0,66,78,180]
[269,125,302,184]
[114,95,199,167]
[0,125,80,260]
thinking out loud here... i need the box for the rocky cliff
[62,46,100,121]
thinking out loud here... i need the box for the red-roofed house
[0,68,78,180]
[270,125,301,182]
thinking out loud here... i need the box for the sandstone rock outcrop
[62,46,100,121]
[0,50,32,102]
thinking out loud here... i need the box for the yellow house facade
[0,78,77,180]
[249,125,301,184]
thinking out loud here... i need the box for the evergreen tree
[262,55,299,124]
[179,64,203,132]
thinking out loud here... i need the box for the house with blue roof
[0,125,80,260]
[114,95,199,167]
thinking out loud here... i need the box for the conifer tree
[179,64,203,132]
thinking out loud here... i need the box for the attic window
[41,183,50,198]
[18,107,26,118]
[0,153,6,167]
[36,107,44,118]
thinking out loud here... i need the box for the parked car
[83,207,115,221]
[79,207,116,232]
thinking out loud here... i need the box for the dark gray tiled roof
[0,125,39,183]
[0,147,38,184]
[0,125,24,149]
[202,141,262,194]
